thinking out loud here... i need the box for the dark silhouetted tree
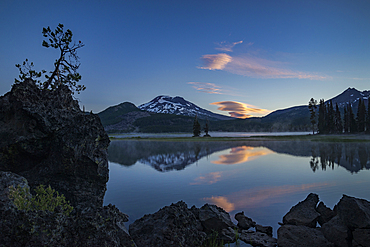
[326,101,335,133]
[192,115,201,137]
[318,99,326,134]
[203,118,211,137]
[335,103,342,133]
[357,99,366,132]
[308,98,317,134]
[15,23,85,94]
[366,99,370,133]
[348,104,357,133]
[343,106,349,133]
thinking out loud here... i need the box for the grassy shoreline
[109,133,370,142]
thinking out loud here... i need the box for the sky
[1,0,370,118]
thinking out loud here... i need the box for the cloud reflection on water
[203,182,332,212]
[190,172,223,185]
[212,146,273,165]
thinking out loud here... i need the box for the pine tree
[357,99,366,132]
[343,106,349,133]
[308,98,317,134]
[203,118,211,137]
[349,104,357,133]
[335,103,343,133]
[366,99,370,133]
[318,99,326,134]
[327,101,335,133]
[192,115,201,137]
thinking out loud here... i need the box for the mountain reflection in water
[108,140,370,173]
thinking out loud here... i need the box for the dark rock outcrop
[278,193,370,247]
[129,201,277,247]
[198,203,235,233]
[0,80,110,212]
[0,80,135,246]
[316,201,336,226]
[255,224,273,237]
[277,225,334,247]
[235,211,256,230]
[129,201,206,247]
[321,215,349,247]
[337,194,370,230]
[239,230,277,247]
[282,193,320,227]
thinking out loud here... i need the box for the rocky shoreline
[1,80,370,246]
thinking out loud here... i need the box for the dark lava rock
[352,228,370,246]
[239,230,277,247]
[255,224,273,237]
[277,225,334,247]
[198,203,235,233]
[129,201,206,247]
[235,211,256,230]
[316,201,336,226]
[321,215,350,247]
[337,194,370,230]
[0,80,110,212]
[0,81,135,246]
[282,193,320,227]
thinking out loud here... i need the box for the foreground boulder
[278,193,370,247]
[337,194,370,230]
[278,225,334,247]
[282,193,320,227]
[235,211,256,230]
[130,201,277,247]
[129,201,206,247]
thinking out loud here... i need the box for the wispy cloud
[190,172,223,185]
[198,53,232,70]
[350,77,370,80]
[215,40,244,52]
[188,82,223,94]
[210,101,271,118]
[199,53,329,80]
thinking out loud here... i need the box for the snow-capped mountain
[328,87,370,107]
[138,95,233,120]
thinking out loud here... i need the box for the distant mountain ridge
[138,95,233,121]
[328,87,369,107]
[97,87,369,133]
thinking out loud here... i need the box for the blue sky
[1,0,369,118]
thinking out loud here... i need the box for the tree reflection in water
[309,142,370,173]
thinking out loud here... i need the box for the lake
[103,138,370,238]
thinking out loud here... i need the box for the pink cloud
[188,82,223,94]
[199,53,329,80]
[210,101,271,118]
[215,40,244,52]
[198,53,232,70]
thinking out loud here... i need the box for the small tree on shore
[203,118,211,137]
[192,115,201,137]
[308,98,317,134]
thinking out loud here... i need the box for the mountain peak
[328,87,369,106]
[139,95,233,121]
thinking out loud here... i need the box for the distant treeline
[316,99,370,134]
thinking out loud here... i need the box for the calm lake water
[103,138,370,237]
